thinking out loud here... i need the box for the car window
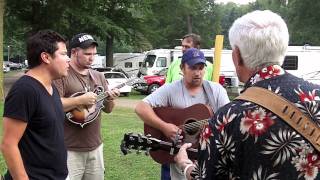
[104,73,113,79]
[105,73,126,79]
[143,55,156,67]
[113,73,126,78]
[156,57,167,67]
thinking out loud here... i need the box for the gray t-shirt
[143,79,229,113]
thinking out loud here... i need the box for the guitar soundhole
[184,119,200,135]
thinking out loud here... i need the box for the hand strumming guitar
[162,123,183,142]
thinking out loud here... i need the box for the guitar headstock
[120,133,161,156]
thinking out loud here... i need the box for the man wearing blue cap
[135,48,229,180]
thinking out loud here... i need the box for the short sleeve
[3,83,37,122]
[143,83,171,107]
[53,78,65,97]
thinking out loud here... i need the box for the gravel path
[115,98,140,109]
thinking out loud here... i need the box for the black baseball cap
[69,33,98,49]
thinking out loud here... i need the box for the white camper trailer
[91,55,106,69]
[282,45,320,84]
[113,53,145,77]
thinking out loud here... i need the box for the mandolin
[66,77,140,127]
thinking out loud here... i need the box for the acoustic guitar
[66,77,140,127]
[143,104,213,164]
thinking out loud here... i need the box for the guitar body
[66,87,105,127]
[144,104,213,164]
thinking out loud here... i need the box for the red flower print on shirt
[199,124,213,151]
[216,109,237,132]
[292,147,320,180]
[258,65,283,80]
[295,87,319,102]
[240,107,275,137]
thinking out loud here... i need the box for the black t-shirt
[3,76,67,180]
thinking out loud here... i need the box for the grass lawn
[120,90,146,100]
[0,105,161,179]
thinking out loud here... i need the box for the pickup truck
[134,68,167,94]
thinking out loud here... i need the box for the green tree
[287,0,320,45]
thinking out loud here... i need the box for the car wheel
[148,84,160,94]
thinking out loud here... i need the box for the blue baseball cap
[181,48,206,67]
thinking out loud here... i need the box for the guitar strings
[182,119,209,131]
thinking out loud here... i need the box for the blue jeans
[161,164,171,180]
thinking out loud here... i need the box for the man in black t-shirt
[1,30,70,180]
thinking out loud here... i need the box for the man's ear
[180,63,184,70]
[233,46,244,66]
[71,48,77,56]
[40,52,51,64]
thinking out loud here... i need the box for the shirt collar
[242,65,285,90]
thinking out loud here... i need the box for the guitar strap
[88,69,101,90]
[202,80,217,113]
[236,86,320,152]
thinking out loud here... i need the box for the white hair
[228,10,289,70]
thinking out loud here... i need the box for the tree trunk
[106,34,113,67]
[0,0,5,100]
[187,15,192,33]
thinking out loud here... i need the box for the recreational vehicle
[113,53,145,77]
[91,55,106,69]
[282,45,320,84]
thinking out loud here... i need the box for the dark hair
[182,33,201,49]
[27,30,66,68]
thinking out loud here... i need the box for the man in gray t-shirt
[135,48,229,180]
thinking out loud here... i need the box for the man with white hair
[175,10,320,179]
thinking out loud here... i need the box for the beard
[190,78,202,87]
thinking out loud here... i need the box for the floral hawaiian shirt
[193,65,320,180]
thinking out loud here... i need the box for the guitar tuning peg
[147,139,152,144]
[136,146,142,154]
[145,147,151,156]
[146,134,151,138]
[137,133,143,143]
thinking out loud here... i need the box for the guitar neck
[96,80,131,102]
[158,140,198,154]
[121,133,198,158]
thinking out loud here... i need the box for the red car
[134,68,167,94]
